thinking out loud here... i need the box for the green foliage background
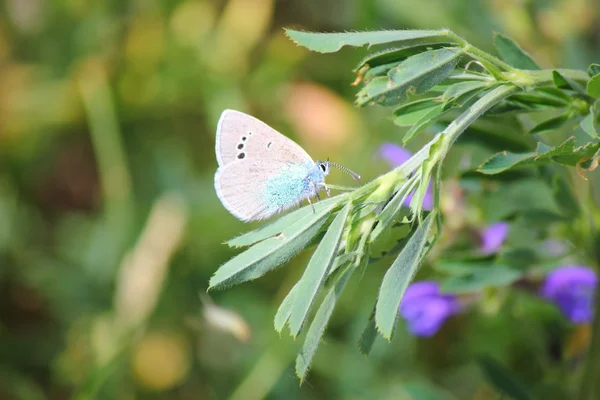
[1,0,599,399]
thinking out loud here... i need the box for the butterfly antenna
[329,161,361,182]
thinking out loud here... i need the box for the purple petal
[480,222,509,254]
[399,281,461,337]
[402,281,440,301]
[379,143,413,167]
[540,265,598,324]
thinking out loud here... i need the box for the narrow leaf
[552,70,587,95]
[375,211,436,340]
[477,137,600,174]
[358,308,378,355]
[403,104,447,144]
[355,42,452,70]
[285,29,449,54]
[289,203,352,337]
[274,283,298,333]
[295,263,356,381]
[587,74,600,98]
[581,111,599,138]
[356,48,463,107]
[442,81,490,105]
[529,113,570,135]
[210,201,338,290]
[227,196,344,247]
[477,355,533,400]
[393,98,442,126]
[493,32,540,70]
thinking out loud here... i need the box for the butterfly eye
[319,163,327,172]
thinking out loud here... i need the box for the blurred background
[0,0,599,399]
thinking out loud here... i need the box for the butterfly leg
[306,196,316,214]
[312,182,321,202]
[324,184,331,197]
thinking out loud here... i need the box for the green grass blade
[289,202,352,337]
[375,211,436,340]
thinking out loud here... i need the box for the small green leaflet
[393,98,442,126]
[295,262,357,381]
[587,74,600,98]
[529,113,570,135]
[580,109,599,138]
[285,29,450,54]
[493,32,540,70]
[227,196,345,247]
[356,48,463,107]
[478,137,600,174]
[209,202,336,290]
[358,307,378,355]
[375,211,436,340]
[588,63,600,77]
[289,202,351,337]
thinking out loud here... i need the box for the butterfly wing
[215,110,313,167]
[215,158,317,222]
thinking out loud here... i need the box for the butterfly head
[316,158,361,182]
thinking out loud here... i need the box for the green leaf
[358,308,378,355]
[356,48,463,107]
[285,29,450,54]
[439,263,523,293]
[581,110,599,138]
[375,211,436,340]
[477,355,533,400]
[588,63,600,77]
[442,80,491,106]
[274,283,298,333]
[509,92,570,108]
[295,262,356,381]
[552,70,587,95]
[403,105,447,144]
[355,42,452,71]
[493,33,540,70]
[393,98,442,126]
[370,178,417,242]
[227,196,344,247]
[209,200,340,290]
[289,203,351,337]
[529,113,570,135]
[478,137,600,174]
[587,74,600,98]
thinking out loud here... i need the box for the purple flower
[541,265,598,323]
[480,222,509,254]
[399,281,461,337]
[378,143,433,210]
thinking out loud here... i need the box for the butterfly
[214,110,360,222]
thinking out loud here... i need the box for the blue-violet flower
[399,281,461,337]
